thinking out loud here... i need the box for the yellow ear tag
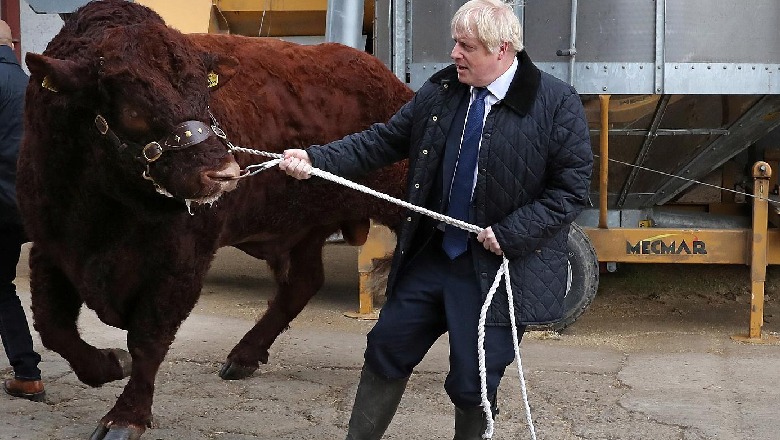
[42,76,59,93]
[207,72,219,88]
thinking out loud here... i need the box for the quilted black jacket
[0,45,28,226]
[308,51,592,325]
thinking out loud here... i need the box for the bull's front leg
[29,246,131,388]
[220,234,327,380]
[89,280,202,440]
[88,332,171,440]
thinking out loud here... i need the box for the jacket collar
[0,45,21,66]
[431,50,541,116]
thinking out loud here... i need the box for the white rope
[478,260,536,439]
[230,146,536,439]
[478,262,502,437]
[503,259,537,440]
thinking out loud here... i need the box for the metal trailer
[16,0,780,340]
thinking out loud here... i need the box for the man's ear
[497,42,509,59]
[205,54,239,90]
[25,53,94,93]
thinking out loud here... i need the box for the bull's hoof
[89,423,143,440]
[101,348,133,378]
[219,360,258,380]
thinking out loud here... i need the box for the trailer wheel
[532,223,599,332]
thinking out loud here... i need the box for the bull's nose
[206,160,241,182]
[206,160,241,192]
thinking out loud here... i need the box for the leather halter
[94,114,213,164]
[93,114,226,201]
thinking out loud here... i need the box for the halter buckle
[142,142,163,163]
[95,115,109,135]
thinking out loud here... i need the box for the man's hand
[477,226,503,256]
[279,149,313,180]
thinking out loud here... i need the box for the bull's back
[189,34,411,151]
[191,34,411,230]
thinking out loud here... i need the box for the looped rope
[229,145,536,439]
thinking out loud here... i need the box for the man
[280,0,592,438]
[0,19,45,402]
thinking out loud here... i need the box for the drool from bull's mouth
[184,194,222,215]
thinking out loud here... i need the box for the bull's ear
[26,53,93,93]
[206,54,239,90]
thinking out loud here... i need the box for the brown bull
[17,1,411,438]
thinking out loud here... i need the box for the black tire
[531,223,599,332]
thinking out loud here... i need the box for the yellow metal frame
[595,96,777,342]
[585,227,751,264]
[212,0,375,37]
[598,95,610,229]
[345,223,395,320]
[136,0,213,33]
[215,0,328,12]
[746,162,770,340]
[731,162,778,343]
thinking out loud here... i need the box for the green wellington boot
[345,366,409,440]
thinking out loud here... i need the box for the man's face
[450,35,503,87]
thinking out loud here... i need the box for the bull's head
[26,22,242,212]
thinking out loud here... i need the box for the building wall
[19,0,62,71]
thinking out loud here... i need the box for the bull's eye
[122,107,140,119]
[119,105,151,135]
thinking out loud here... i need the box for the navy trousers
[0,223,41,380]
[365,237,525,409]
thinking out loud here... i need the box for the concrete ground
[1,244,778,440]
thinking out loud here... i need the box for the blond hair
[451,0,523,53]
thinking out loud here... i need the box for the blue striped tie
[442,87,490,259]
